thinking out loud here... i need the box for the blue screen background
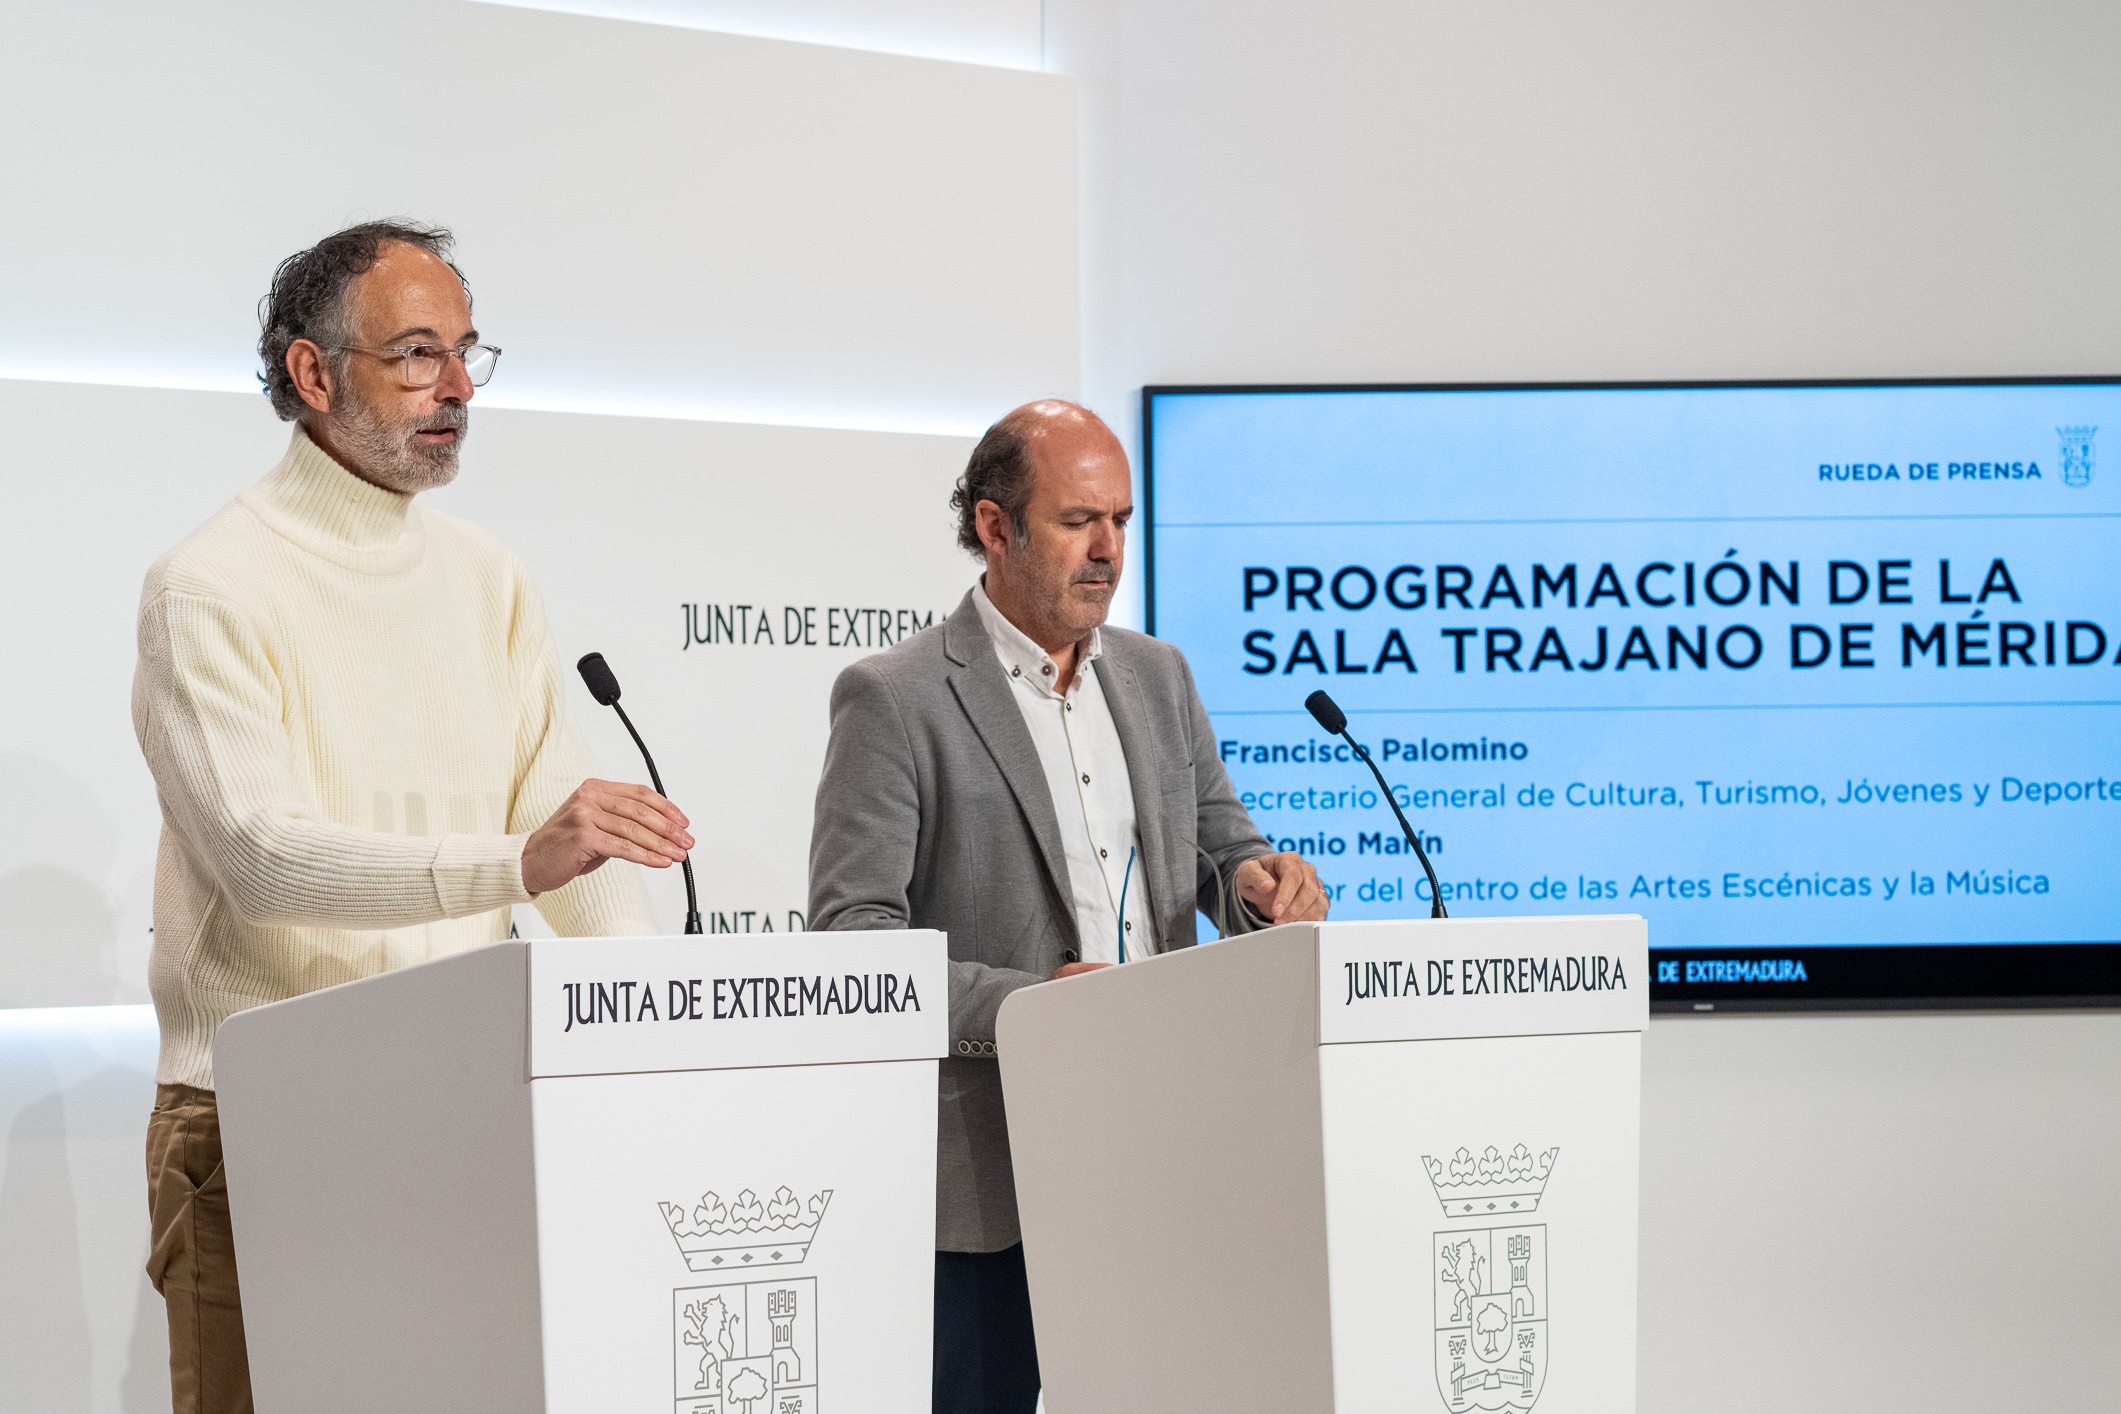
[1147,384,2119,949]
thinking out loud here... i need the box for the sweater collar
[239,426,428,573]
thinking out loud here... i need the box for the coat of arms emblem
[1425,1146,1556,1413]
[2059,426,2096,487]
[662,1184,832,1413]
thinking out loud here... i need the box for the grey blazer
[808,589,1272,1252]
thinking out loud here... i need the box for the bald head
[1008,398,1125,462]
[954,400,1134,654]
[952,401,1123,553]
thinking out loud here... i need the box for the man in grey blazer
[808,399,1327,1414]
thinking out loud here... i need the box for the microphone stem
[1340,729,1448,919]
[612,701,703,935]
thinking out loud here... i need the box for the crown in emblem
[1422,1144,1558,1217]
[657,1186,833,1271]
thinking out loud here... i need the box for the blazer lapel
[942,593,1079,947]
[1097,639,1173,949]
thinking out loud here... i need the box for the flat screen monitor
[1142,380,2121,1010]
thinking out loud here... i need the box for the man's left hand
[1233,851,1329,925]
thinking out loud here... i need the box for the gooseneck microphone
[1304,690,1447,919]
[577,652,702,935]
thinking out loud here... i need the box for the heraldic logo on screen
[2058,426,2096,488]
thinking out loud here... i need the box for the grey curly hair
[255,219,469,421]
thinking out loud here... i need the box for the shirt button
[1099,848,1108,858]
[1011,666,1021,677]
[1125,921,1133,932]
[1081,773,1090,784]
[1041,665,1052,676]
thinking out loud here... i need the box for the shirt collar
[972,579,1102,697]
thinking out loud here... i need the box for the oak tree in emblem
[726,1365,769,1413]
[1475,1302,1511,1358]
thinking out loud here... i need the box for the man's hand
[1050,961,1113,980]
[522,779,693,896]
[1233,851,1329,925]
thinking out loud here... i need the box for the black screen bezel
[1140,377,2121,1014]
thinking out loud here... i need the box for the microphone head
[576,652,622,706]
[1304,690,1347,736]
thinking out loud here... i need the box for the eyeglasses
[335,343,503,388]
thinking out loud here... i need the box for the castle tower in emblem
[769,1287,803,1382]
[1509,1235,1535,1318]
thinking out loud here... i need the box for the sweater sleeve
[501,569,660,938]
[134,590,535,928]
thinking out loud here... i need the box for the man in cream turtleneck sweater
[131,221,692,1414]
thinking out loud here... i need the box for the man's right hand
[1049,961,1113,980]
[522,779,693,896]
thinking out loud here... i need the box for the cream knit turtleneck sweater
[132,428,656,1089]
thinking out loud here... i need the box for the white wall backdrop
[0,0,1075,434]
[1641,1009,2119,1411]
[0,378,982,1010]
[0,382,287,1009]
[441,404,982,937]
[0,2,1072,1406]
[475,0,1045,68]
[1051,0,2121,511]
[0,1005,166,1411]
[4,0,2118,1409]
[0,0,1079,1011]
[1043,2,2121,1410]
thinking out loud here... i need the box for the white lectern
[215,933,948,1414]
[997,915,1647,1414]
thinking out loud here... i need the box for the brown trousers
[146,1083,254,1414]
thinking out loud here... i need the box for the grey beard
[327,394,468,493]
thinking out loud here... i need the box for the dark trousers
[934,1244,1041,1414]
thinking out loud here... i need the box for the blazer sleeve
[1178,649,1274,931]
[807,659,1045,1042]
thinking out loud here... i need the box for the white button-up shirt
[973,582,1152,965]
